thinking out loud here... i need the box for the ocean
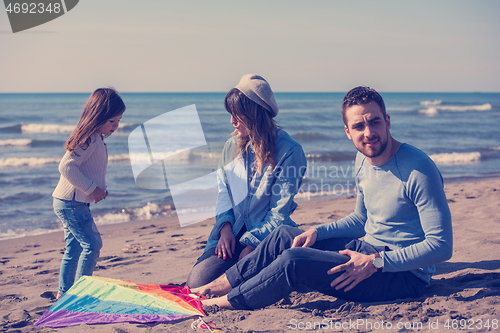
[1,92,499,240]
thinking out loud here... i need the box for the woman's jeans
[226,225,427,309]
[187,226,247,288]
[53,197,102,294]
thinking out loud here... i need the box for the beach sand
[1,178,499,332]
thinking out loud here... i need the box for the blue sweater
[315,143,453,283]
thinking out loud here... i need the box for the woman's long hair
[225,88,279,173]
[65,88,125,153]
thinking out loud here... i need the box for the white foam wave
[0,154,131,168]
[108,153,131,162]
[438,103,492,111]
[94,202,172,225]
[420,100,442,106]
[430,152,481,165]
[418,103,492,116]
[0,227,61,240]
[94,212,131,225]
[22,123,75,134]
[418,107,439,116]
[0,156,61,168]
[0,139,32,146]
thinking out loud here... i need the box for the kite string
[192,317,221,333]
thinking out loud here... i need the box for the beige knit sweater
[52,132,108,203]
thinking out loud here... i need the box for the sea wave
[0,139,63,147]
[108,153,131,162]
[22,123,75,134]
[0,153,132,168]
[0,122,132,134]
[94,202,174,225]
[418,103,492,116]
[0,139,32,146]
[0,124,22,133]
[0,156,61,168]
[438,103,492,111]
[429,152,481,165]
[418,107,439,116]
[0,151,219,168]
[0,192,45,203]
[420,100,442,106]
[129,150,220,164]
[0,227,61,241]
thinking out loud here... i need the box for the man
[191,86,453,309]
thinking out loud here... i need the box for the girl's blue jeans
[53,197,102,294]
[226,225,427,309]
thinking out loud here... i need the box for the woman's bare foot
[190,274,232,297]
[202,295,234,309]
[56,293,63,300]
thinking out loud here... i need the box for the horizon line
[1,91,499,94]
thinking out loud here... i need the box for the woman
[186,74,307,288]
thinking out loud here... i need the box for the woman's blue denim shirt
[204,129,307,252]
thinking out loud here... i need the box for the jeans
[226,225,427,310]
[53,197,102,294]
[187,226,247,288]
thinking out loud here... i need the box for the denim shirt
[204,129,307,252]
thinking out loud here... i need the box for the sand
[1,178,499,332]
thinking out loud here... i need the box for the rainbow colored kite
[34,276,204,328]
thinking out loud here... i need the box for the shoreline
[2,175,499,242]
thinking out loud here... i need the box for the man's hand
[328,250,378,292]
[90,187,107,203]
[238,245,254,261]
[291,228,317,248]
[215,223,235,260]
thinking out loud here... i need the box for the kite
[34,276,205,328]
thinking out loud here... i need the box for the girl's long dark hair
[225,88,279,172]
[65,88,125,153]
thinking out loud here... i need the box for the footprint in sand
[40,291,56,301]
[23,265,41,271]
[0,294,28,303]
[97,255,144,269]
[139,224,156,230]
[2,309,31,329]
[34,269,58,276]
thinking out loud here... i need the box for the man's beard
[357,134,388,158]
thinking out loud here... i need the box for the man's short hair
[341,86,386,126]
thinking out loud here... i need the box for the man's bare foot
[202,295,234,309]
[56,293,63,300]
[190,274,232,297]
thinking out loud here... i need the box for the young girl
[52,88,125,299]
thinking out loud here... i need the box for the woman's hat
[234,74,279,117]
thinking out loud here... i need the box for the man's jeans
[225,225,427,309]
[53,197,102,294]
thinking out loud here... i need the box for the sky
[1,0,499,93]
